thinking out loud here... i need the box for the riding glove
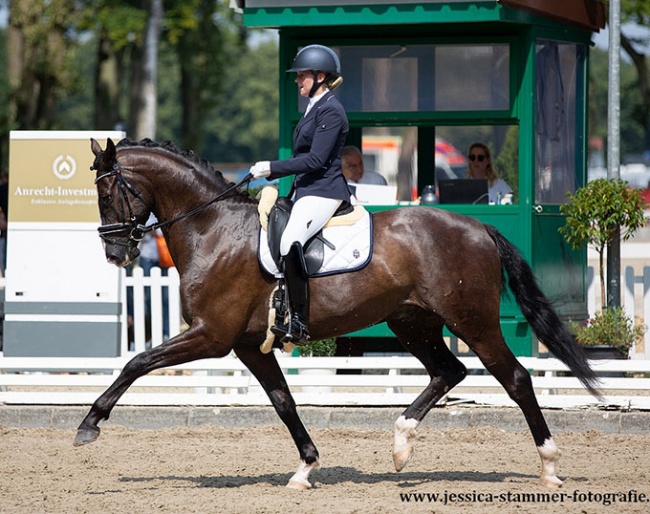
[250,161,272,179]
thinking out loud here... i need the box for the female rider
[250,44,350,345]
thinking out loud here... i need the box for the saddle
[266,196,353,275]
[258,187,369,278]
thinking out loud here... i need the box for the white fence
[1,257,650,409]
[1,354,649,410]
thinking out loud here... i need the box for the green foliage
[203,36,279,163]
[589,47,645,156]
[560,178,647,307]
[570,307,645,354]
[560,178,647,253]
[296,338,337,357]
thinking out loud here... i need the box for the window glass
[535,40,584,204]
[434,45,509,111]
[358,125,518,204]
[296,44,510,113]
[359,127,418,202]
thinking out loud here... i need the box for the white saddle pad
[258,210,373,278]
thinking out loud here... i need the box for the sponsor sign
[8,133,110,223]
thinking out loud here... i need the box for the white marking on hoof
[287,459,320,490]
[393,415,419,472]
[538,437,563,488]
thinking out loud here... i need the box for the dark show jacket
[269,91,351,202]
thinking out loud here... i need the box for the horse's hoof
[541,475,563,489]
[393,446,414,472]
[73,424,101,447]
[286,479,312,490]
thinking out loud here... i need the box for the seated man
[341,145,388,185]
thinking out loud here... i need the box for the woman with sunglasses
[466,142,513,204]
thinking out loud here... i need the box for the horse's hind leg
[387,313,467,472]
[467,331,562,488]
[234,344,319,490]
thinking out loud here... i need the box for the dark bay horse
[76,137,600,489]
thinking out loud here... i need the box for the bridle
[92,158,253,249]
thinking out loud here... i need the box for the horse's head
[91,138,152,267]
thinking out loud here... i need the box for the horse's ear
[105,138,116,160]
[91,138,103,157]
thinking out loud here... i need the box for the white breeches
[280,195,342,256]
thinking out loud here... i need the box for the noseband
[92,157,253,249]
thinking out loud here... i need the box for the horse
[75,137,600,490]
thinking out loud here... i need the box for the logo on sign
[53,155,77,180]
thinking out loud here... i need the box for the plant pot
[581,344,627,377]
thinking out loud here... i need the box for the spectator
[138,213,171,345]
[341,145,388,185]
[466,142,512,204]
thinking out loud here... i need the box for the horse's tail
[484,224,602,398]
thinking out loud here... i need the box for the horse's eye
[100,195,112,206]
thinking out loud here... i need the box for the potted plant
[569,307,644,359]
[295,337,337,357]
[296,337,337,393]
[560,178,647,360]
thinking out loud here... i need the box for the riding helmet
[286,44,341,77]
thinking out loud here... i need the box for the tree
[81,1,149,131]
[167,0,244,153]
[617,0,650,150]
[131,0,162,140]
[6,1,77,130]
[203,36,279,163]
[560,178,647,308]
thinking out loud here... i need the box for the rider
[250,44,351,345]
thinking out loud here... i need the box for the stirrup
[270,320,289,338]
[281,317,310,346]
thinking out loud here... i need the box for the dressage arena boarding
[1,250,650,513]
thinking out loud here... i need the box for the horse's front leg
[234,344,319,490]
[74,325,228,446]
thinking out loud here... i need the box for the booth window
[360,125,519,203]
[296,44,510,113]
[535,40,585,204]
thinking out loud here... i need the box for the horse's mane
[116,138,253,201]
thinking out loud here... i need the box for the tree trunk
[7,0,71,130]
[131,0,162,141]
[621,32,650,149]
[180,60,202,151]
[94,36,124,131]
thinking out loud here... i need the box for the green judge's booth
[238,0,607,356]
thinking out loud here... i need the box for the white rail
[1,354,649,409]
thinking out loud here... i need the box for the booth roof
[238,0,606,33]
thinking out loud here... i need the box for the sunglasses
[469,154,486,162]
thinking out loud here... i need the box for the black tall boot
[281,242,310,345]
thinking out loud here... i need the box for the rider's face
[295,71,325,98]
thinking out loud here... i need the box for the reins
[93,156,253,246]
[145,171,254,233]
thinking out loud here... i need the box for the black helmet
[287,44,341,77]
